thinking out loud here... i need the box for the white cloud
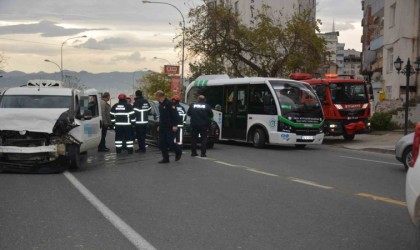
[0,20,107,37]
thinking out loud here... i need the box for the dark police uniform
[173,101,186,145]
[110,100,136,154]
[187,100,214,157]
[133,97,151,152]
[158,98,182,162]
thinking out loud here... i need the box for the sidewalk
[323,130,407,155]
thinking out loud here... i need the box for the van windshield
[0,95,72,108]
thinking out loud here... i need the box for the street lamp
[153,56,173,65]
[394,56,420,135]
[142,0,185,95]
[61,35,87,82]
[44,59,62,73]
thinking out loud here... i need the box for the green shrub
[369,112,395,130]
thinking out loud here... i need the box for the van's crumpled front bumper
[0,145,68,173]
[0,145,58,154]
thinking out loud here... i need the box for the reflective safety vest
[133,99,151,125]
[110,102,136,126]
[175,104,186,128]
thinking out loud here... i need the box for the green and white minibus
[185,75,325,148]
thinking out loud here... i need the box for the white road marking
[63,171,156,250]
[215,161,238,167]
[288,177,334,190]
[247,169,278,177]
[339,156,401,166]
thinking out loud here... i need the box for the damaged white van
[0,80,102,173]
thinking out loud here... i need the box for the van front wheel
[68,144,81,170]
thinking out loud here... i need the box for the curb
[342,146,395,155]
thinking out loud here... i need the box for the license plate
[300,136,314,140]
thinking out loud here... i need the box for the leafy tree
[140,72,172,100]
[182,4,326,78]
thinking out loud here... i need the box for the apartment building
[362,0,420,101]
[383,0,420,101]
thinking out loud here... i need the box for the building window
[387,48,394,73]
[389,3,396,28]
[234,1,239,14]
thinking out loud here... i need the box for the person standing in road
[187,95,213,157]
[155,90,182,163]
[171,95,186,146]
[98,92,111,152]
[133,90,151,153]
[110,93,136,154]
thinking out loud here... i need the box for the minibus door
[222,85,247,140]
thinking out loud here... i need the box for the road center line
[339,156,401,166]
[205,157,405,207]
[356,193,407,206]
[214,161,238,167]
[288,177,334,189]
[247,169,278,177]
[63,171,156,250]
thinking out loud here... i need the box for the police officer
[171,95,186,145]
[133,90,151,153]
[187,95,213,157]
[155,90,182,163]
[110,93,136,154]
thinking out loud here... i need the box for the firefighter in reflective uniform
[133,90,151,153]
[171,95,186,145]
[110,93,136,154]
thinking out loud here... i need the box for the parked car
[396,132,415,170]
[146,101,219,148]
[406,123,420,243]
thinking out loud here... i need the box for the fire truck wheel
[252,128,266,148]
[343,134,355,141]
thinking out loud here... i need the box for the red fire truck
[290,73,371,140]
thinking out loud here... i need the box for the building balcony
[371,1,384,16]
[371,58,383,71]
[370,35,383,51]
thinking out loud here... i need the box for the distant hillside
[0,70,149,98]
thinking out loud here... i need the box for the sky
[0,0,363,74]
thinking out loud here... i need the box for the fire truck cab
[290,73,371,140]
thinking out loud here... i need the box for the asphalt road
[0,139,416,250]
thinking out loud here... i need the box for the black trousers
[115,126,134,152]
[98,126,108,149]
[135,125,147,151]
[159,127,182,161]
[191,126,209,155]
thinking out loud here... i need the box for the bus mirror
[215,104,221,111]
